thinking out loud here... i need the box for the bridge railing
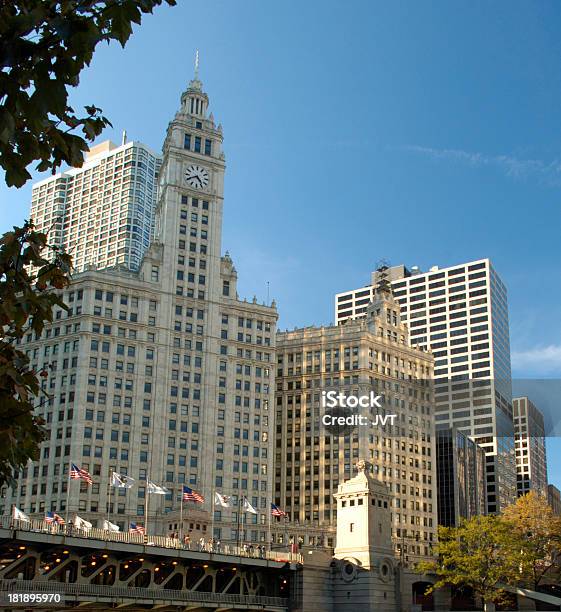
[0,515,303,564]
[0,578,288,608]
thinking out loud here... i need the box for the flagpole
[236,496,242,552]
[144,477,150,536]
[210,487,215,541]
[242,496,246,549]
[179,488,184,543]
[267,499,272,553]
[242,498,246,547]
[64,460,71,527]
[106,471,112,528]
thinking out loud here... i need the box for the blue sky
[2,1,561,486]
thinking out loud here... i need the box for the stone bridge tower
[332,459,396,611]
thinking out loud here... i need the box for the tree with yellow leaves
[502,491,561,590]
[416,515,523,611]
[418,493,561,609]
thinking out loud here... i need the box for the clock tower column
[155,60,226,299]
[148,59,227,506]
[145,57,278,544]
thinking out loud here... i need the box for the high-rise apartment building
[335,261,516,514]
[3,70,277,543]
[275,284,437,563]
[435,428,487,526]
[513,397,547,497]
[30,139,161,272]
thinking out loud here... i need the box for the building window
[184,133,191,150]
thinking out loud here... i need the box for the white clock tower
[146,57,278,542]
[155,57,226,290]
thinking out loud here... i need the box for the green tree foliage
[417,515,523,608]
[0,222,72,487]
[418,495,561,607]
[0,0,176,187]
[502,491,561,589]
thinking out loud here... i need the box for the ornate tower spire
[188,49,202,91]
[180,50,208,116]
[363,263,407,342]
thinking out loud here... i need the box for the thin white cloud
[511,345,561,375]
[401,145,561,185]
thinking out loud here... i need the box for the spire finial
[194,49,200,80]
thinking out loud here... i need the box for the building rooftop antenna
[375,258,391,272]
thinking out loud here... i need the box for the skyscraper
[275,284,437,564]
[335,260,516,513]
[30,139,161,272]
[435,428,487,526]
[513,397,547,497]
[3,66,277,543]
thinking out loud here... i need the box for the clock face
[184,164,209,190]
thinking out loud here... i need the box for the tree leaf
[0,0,176,188]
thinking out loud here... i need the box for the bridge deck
[0,516,302,568]
[0,518,299,611]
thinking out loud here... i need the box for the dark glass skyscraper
[436,428,486,527]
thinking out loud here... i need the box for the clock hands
[186,166,208,189]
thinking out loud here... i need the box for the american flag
[70,463,93,484]
[182,485,204,503]
[45,511,65,525]
[271,503,287,517]
[129,522,145,535]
